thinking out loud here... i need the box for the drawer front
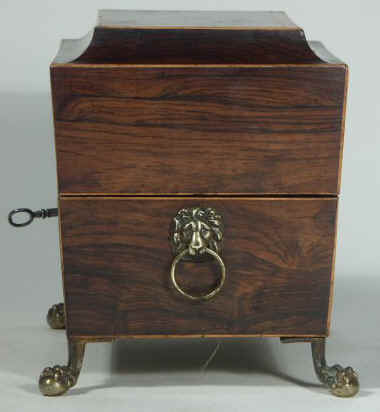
[60,197,337,338]
[52,66,347,195]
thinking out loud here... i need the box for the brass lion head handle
[171,207,224,257]
[169,207,225,301]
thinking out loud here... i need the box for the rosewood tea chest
[9,10,359,397]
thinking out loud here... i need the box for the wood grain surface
[59,197,337,338]
[52,10,321,65]
[56,29,322,65]
[52,66,347,195]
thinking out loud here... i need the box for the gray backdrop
[1,1,379,411]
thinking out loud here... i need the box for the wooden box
[33,11,359,397]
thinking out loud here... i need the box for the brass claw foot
[39,365,76,396]
[47,303,65,329]
[311,339,359,397]
[39,341,85,396]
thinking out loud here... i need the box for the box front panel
[52,66,347,195]
[60,197,336,338]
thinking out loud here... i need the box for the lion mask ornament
[170,207,224,259]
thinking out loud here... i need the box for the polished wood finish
[52,66,347,195]
[53,10,323,65]
[52,11,347,342]
[53,29,322,65]
[60,197,337,338]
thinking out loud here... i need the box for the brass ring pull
[170,247,226,301]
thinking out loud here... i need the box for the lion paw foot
[330,366,359,398]
[39,365,76,396]
[47,303,65,329]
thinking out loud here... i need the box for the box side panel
[60,197,337,338]
[52,66,346,195]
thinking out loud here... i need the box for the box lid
[97,10,298,29]
[53,10,340,65]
